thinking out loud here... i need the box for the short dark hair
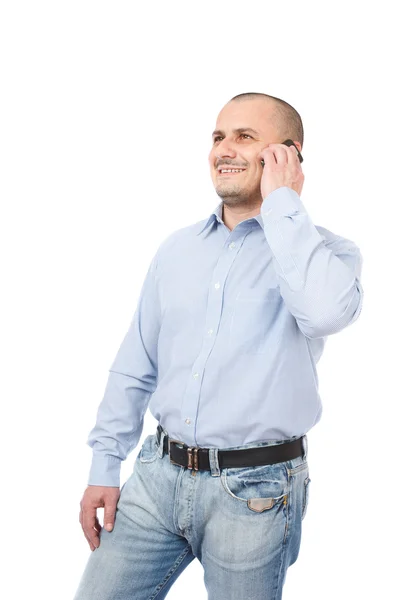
[230,92,304,148]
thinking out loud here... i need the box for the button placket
[178,233,246,445]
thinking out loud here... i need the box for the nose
[215,149,236,167]
[214,138,237,162]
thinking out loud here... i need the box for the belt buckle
[187,446,199,470]
[168,438,199,470]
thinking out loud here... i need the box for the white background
[1,1,399,598]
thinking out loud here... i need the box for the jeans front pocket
[220,462,289,513]
[138,433,159,463]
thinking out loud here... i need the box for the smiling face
[208,98,282,208]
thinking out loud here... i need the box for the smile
[217,168,246,175]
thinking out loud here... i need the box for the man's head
[208,92,303,208]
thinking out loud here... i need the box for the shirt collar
[196,200,264,237]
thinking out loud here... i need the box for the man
[74,92,363,599]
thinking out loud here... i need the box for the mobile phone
[261,138,303,167]
[282,138,303,162]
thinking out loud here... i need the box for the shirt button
[229,242,236,249]
[185,418,191,425]
[214,282,220,289]
[193,372,199,379]
[207,329,213,335]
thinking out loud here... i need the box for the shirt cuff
[88,453,122,488]
[260,186,318,291]
[261,186,306,220]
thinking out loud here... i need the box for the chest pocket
[229,287,283,354]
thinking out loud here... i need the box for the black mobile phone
[261,138,303,167]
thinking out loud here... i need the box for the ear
[293,141,302,153]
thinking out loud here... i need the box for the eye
[213,133,253,144]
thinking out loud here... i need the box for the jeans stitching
[139,434,158,463]
[302,476,311,520]
[220,468,288,507]
[287,461,308,475]
[149,545,192,600]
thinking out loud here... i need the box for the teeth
[220,169,244,173]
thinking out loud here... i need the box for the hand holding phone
[259,139,305,198]
[261,139,303,167]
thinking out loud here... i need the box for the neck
[222,201,262,231]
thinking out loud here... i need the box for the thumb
[104,503,116,532]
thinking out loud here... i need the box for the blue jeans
[74,427,311,600]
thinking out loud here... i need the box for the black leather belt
[156,424,305,471]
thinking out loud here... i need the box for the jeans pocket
[138,433,158,463]
[221,463,289,513]
[302,475,311,520]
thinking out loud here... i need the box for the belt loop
[209,447,221,477]
[157,430,166,458]
[302,434,308,460]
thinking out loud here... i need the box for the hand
[259,143,304,200]
[79,485,120,551]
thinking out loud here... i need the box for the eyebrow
[211,127,260,139]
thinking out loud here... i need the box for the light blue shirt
[87,187,364,486]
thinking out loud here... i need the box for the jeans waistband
[155,423,308,475]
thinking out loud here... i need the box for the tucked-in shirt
[86,186,364,487]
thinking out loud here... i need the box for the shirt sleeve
[86,248,162,487]
[261,186,364,339]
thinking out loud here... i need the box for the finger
[269,143,300,168]
[262,147,277,167]
[263,146,287,167]
[277,145,289,164]
[84,529,97,551]
[104,501,117,532]
[273,144,291,165]
[287,144,300,166]
[288,147,304,179]
[94,515,102,533]
[80,510,98,551]
[82,507,101,549]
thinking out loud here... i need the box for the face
[208,98,283,207]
